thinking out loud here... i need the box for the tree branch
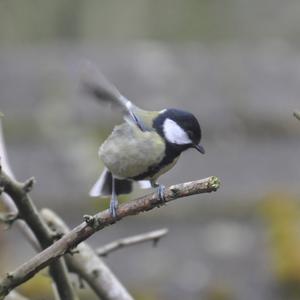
[0,119,78,300]
[96,228,168,257]
[0,169,78,300]
[0,120,42,251]
[0,176,220,298]
[41,208,134,300]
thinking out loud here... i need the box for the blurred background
[1,1,300,299]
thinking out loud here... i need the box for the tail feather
[138,180,152,189]
[89,168,133,197]
[89,168,109,197]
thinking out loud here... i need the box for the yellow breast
[99,122,166,179]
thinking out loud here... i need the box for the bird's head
[153,108,205,154]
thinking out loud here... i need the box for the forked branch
[41,208,134,300]
[0,118,78,300]
[0,176,220,298]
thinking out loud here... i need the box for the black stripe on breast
[131,144,181,181]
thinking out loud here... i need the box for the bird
[82,63,205,217]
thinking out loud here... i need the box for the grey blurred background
[1,1,300,299]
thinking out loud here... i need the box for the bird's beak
[194,144,205,154]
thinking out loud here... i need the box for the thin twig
[97,228,168,257]
[0,176,220,298]
[41,209,134,300]
[0,120,78,300]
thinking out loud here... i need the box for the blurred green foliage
[18,273,54,300]
[204,282,235,300]
[260,193,300,298]
[0,0,236,44]
[1,0,300,45]
[18,272,99,300]
[132,290,158,300]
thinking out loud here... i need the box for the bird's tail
[89,168,133,197]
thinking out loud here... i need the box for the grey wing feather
[80,60,132,112]
[80,61,148,131]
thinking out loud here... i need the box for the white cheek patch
[163,118,192,145]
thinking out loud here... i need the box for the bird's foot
[156,184,166,205]
[109,196,119,218]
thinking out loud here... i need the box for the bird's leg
[109,176,118,218]
[151,181,166,204]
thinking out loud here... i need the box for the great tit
[82,63,205,217]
